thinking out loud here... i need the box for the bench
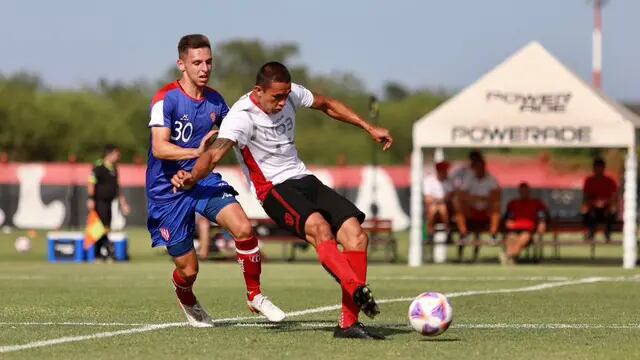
[208,218,397,262]
[423,218,635,263]
[532,219,626,260]
[422,220,504,262]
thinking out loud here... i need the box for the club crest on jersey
[210,112,217,123]
[160,227,171,241]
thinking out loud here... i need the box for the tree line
[0,40,447,165]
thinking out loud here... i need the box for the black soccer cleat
[333,322,385,340]
[353,285,380,319]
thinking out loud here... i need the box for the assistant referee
[87,144,130,261]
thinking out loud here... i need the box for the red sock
[172,269,197,306]
[235,236,262,301]
[340,251,368,328]
[315,241,363,296]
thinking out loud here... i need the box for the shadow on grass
[213,319,415,337]
[419,337,461,342]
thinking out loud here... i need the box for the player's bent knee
[307,222,333,240]
[344,228,368,251]
[177,266,198,281]
[231,220,254,240]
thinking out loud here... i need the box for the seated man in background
[423,161,454,235]
[453,156,501,259]
[501,182,548,265]
[451,150,483,190]
[582,157,618,242]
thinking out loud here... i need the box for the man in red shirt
[501,182,548,265]
[582,158,618,242]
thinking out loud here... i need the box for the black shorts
[262,175,365,240]
[95,200,112,229]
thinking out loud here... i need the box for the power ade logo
[451,126,591,144]
[486,91,572,112]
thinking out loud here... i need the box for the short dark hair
[103,144,118,157]
[178,34,211,58]
[471,156,485,167]
[469,150,483,162]
[256,62,291,88]
[519,182,530,189]
[593,157,606,167]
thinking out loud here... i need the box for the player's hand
[171,170,194,193]
[368,126,393,151]
[120,202,131,216]
[86,198,95,211]
[197,130,219,156]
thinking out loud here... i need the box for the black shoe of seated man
[353,286,380,319]
[333,322,385,340]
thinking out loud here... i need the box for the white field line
[0,322,146,327]
[0,275,48,280]
[6,321,638,331]
[454,323,640,329]
[0,323,184,354]
[370,275,640,282]
[377,276,608,304]
[369,276,573,281]
[233,322,640,330]
[0,275,628,353]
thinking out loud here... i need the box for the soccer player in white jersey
[172,62,393,339]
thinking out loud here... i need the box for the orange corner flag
[84,210,106,250]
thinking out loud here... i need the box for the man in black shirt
[87,144,130,261]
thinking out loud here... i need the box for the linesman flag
[84,210,106,249]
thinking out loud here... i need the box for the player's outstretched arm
[173,138,236,190]
[151,127,217,161]
[310,93,393,151]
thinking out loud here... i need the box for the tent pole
[409,148,424,267]
[623,143,637,269]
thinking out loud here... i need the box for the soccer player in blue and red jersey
[146,34,284,327]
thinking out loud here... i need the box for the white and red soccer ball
[408,292,453,336]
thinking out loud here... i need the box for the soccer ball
[14,236,31,253]
[408,292,453,336]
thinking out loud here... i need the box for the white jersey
[218,83,314,201]
[423,176,453,201]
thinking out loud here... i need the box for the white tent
[409,41,639,269]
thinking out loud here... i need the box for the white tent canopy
[409,41,639,268]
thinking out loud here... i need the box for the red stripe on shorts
[270,188,302,235]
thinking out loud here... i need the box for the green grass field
[1,228,639,359]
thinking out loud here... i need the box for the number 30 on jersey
[171,120,193,142]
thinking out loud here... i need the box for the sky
[1,0,638,102]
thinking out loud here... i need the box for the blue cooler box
[48,231,129,262]
[85,232,129,262]
[47,232,85,263]
[109,232,129,261]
